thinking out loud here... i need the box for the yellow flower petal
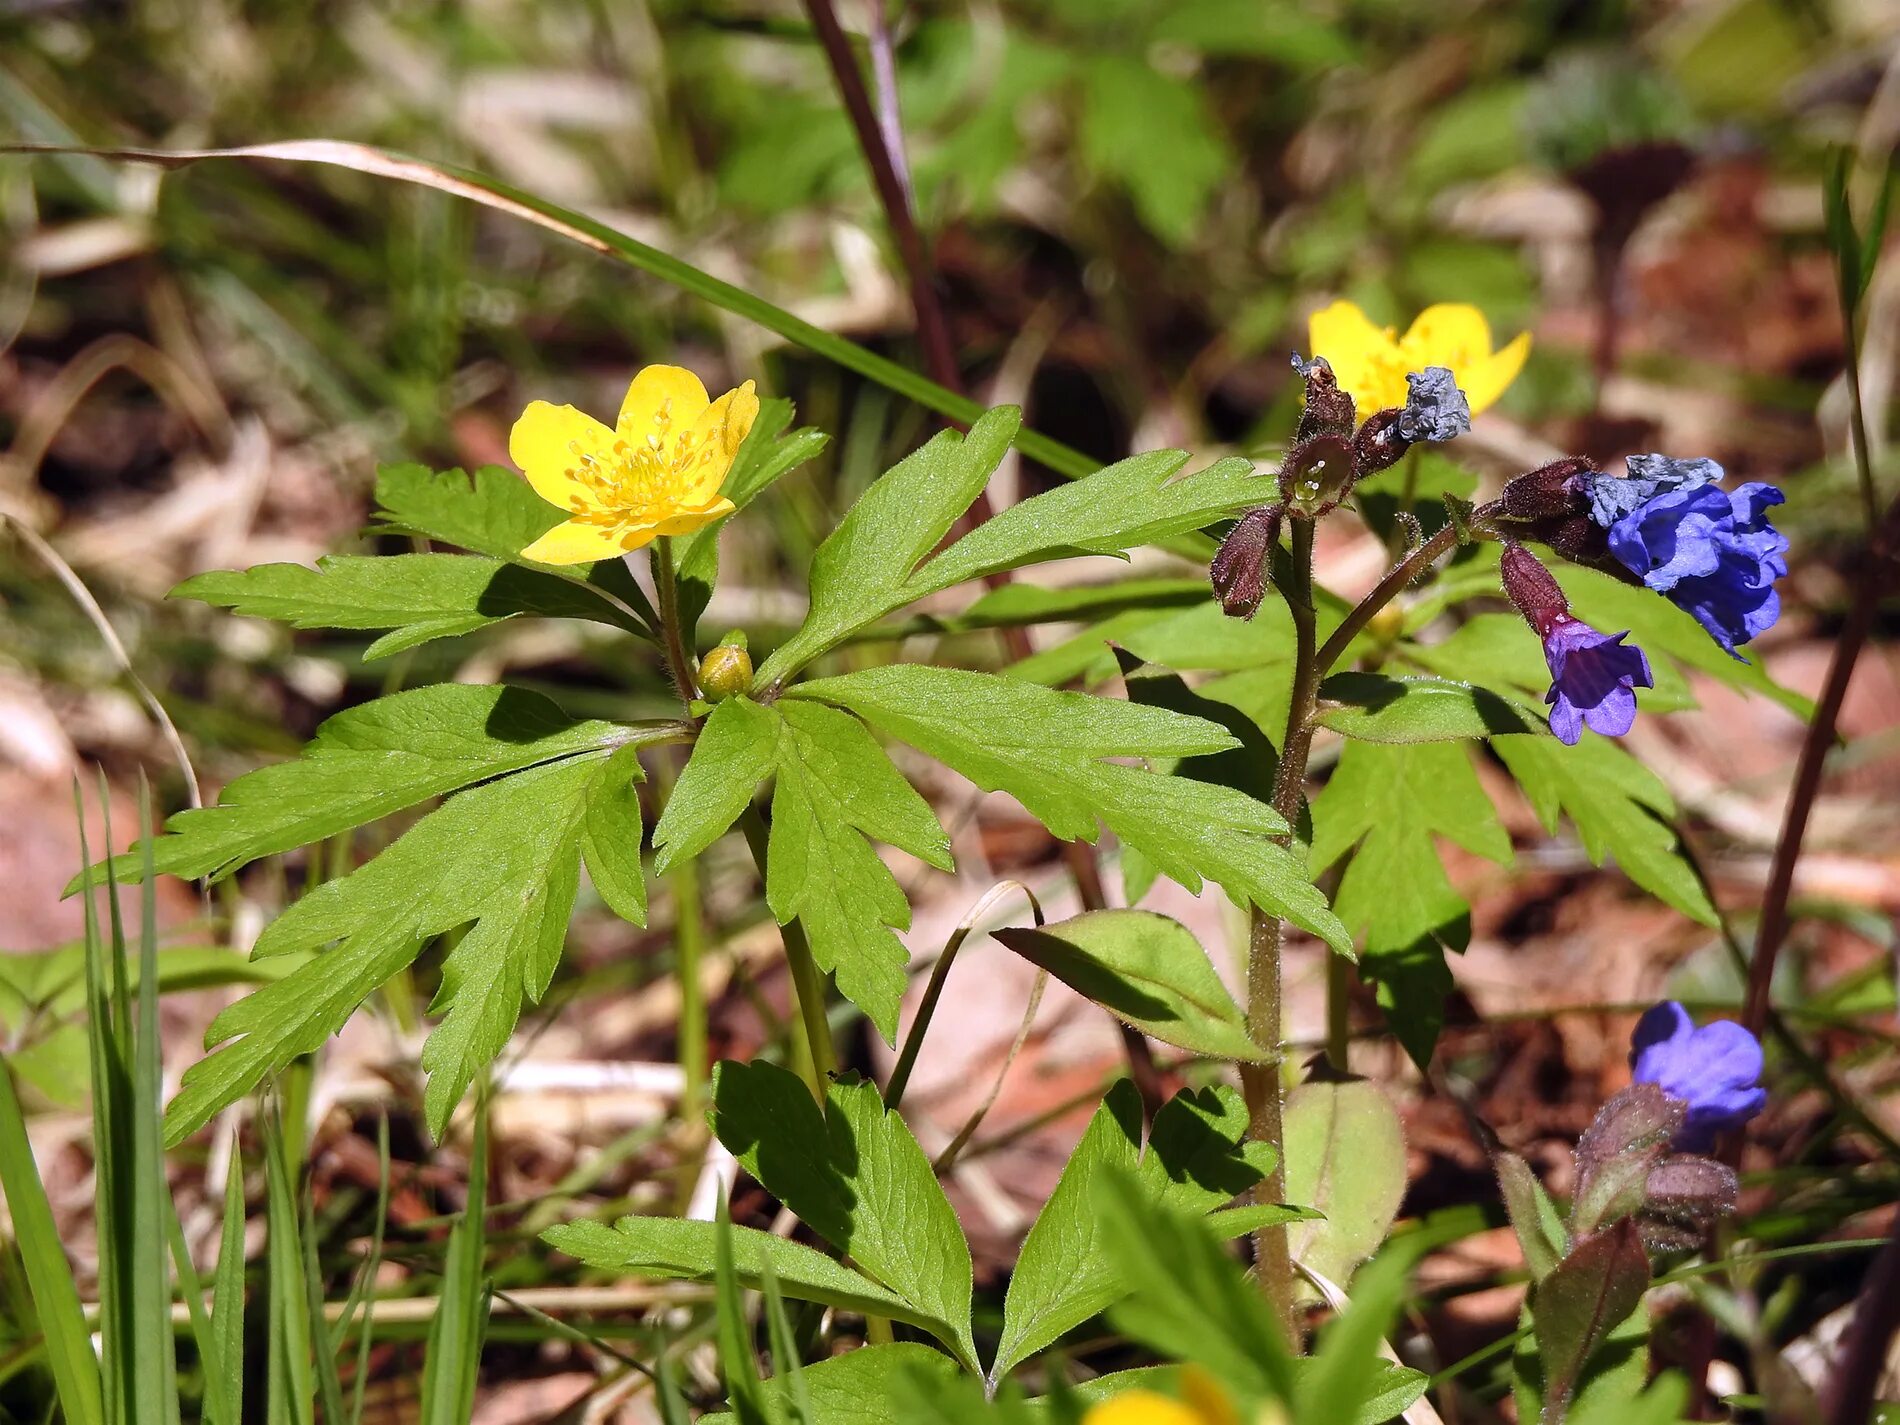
[618,364,711,451]
[681,380,761,503]
[1308,300,1408,420]
[1399,304,1531,415]
[1460,328,1533,415]
[520,517,628,566]
[1082,1389,1208,1425]
[1399,302,1494,372]
[510,401,615,512]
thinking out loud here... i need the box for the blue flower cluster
[1630,1000,1767,1151]
[1592,455,1789,659]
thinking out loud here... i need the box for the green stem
[740,808,834,1102]
[672,854,708,1109]
[1316,516,1476,674]
[652,536,699,707]
[1324,956,1351,1072]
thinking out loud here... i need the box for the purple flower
[1586,454,1724,528]
[1540,615,1653,745]
[1396,366,1471,444]
[1631,1001,1767,1150]
[1608,481,1788,658]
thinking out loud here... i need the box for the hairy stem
[1317,519,1468,673]
[1244,518,1318,1342]
[740,808,834,1101]
[651,536,699,707]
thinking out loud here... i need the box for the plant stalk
[1243,518,1319,1343]
[651,536,699,707]
[740,808,834,1102]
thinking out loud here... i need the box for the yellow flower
[1307,300,1531,424]
[511,364,759,564]
[1083,1369,1244,1425]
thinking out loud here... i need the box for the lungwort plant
[23,228,1814,1417]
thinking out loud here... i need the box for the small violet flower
[1395,366,1472,444]
[1541,617,1654,746]
[1500,544,1653,746]
[1608,477,1789,658]
[1631,1001,1767,1151]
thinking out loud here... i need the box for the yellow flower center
[560,399,719,531]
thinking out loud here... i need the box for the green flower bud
[697,643,754,702]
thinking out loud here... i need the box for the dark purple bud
[1291,353,1356,441]
[1637,1153,1740,1252]
[1500,457,1600,523]
[1210,504,1283,619]
[1570,1083,1681,1235]
[1577,1082,1684,1168]
[1630,1002,1767,1150]
[1352,408,1410,479]
[1395,366,1471,444]
[1279,433,1357,517]
[1500,543,1570,637]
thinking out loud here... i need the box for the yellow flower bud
[697,644,753,702]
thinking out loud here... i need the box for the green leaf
[1294,1251,1421,1425]
[1522,1220,1650,1425]
[544,1218,932,1334]
[711,1062,978,1369]
[677,397,830,635]
[1314,672,1547,742]
[1283,1079,1407,1298]
[766,701,952,1039]
[174,553,641,659]
[994,1085,1143,1381]
[1309,740,1511,1066]
[166,748,630,1144]
[1497,1152,1569,1283]
[1494,735,1717,926]
[756,408,1020,684]
[75,684,637,890]
[912,451,1265,594]
[993,911,1263,1062]
[994,1081,1276,1381]
[907,578,1208,635]
[697,1345,964,1425]
[1557,563,1810,719]
[651,697,781,872]
[1096,1169,1296,1403]
[789,666,1351,954]
[580,743,648,926]
[370,462,657,629]
[1077,56,1234,247]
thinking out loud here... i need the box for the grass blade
[713,1195,767,1425]
[299,1182,348,1425]
[760,1268,814,1425]
[209,1138,247,1425]
[166,1195,228,1425]
[419,1097,490,1425]
[0,1064,105,1425]
[262,1111,315,1425]
[343,1114,390,1425]
[129,782,180,1425]
[0,141,1098,482]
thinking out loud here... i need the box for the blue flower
[1395,366,1471,443]
[1540,616,1653,745]
[1631,1001,1767,1150]
[1608,481,1788,658]
[1586,453,1724,528]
